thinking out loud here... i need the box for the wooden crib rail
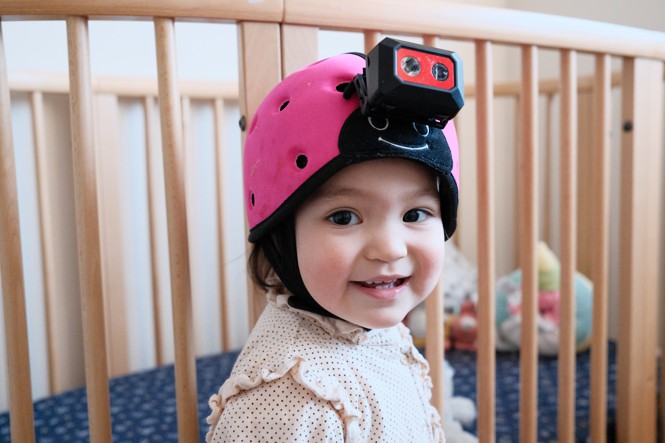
[283,0,665,60]
[0,0,283,22]
[1,0,665,60]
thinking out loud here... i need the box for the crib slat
[95,93,131,377]
[213,98,231,351]
[425,278,444,413]
[542,93,554,243]
[474,39,496,443]
[154,17,199,442]
[557,48,578,443]
[238,21,282,328]
[518,44,539,443]
[363,30,381,55]
[143,95,165,365]
[65,16,113,442]
[281,25,318,76]
[589,53,611,443]
[0,21,36,443]
[617,56,662,443]
[30,90,59,396]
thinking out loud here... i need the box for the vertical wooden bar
[589,53,611,443]
[557,48,578,443]
[181,96,191,158]
[617,56,662,443]
[425,279,444,413]
[281,24,318,77]
[363,30,381,55]
[237,21,282,328]
[30,90,57,395]
[65,16,112,442]
[519,44,539,443]
[0,21,36,443]
[95,93,129,378]
[421,34,444,416]
[543,93,554,244]
[154,17,199,442]
[143,95,164,365]
[475,39,496,443]
[213,98,231,351]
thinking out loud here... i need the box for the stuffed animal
[449,300,478,351]
[495,242,593,355]
[442,360,478,443]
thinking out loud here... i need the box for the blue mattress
[0,350,240,443]
[1,345,616,442]
[445,342,617,443]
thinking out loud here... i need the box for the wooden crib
[1,1,664,442]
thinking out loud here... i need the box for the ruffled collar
[267,291,407,347]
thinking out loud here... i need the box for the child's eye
[328,210,360,226]
[403,209,430,223]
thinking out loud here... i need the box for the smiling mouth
[357,278,407,289]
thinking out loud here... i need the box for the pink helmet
[244,52,461,242]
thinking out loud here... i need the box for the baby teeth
[363,279,401,289]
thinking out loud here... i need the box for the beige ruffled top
[206,293,445,442]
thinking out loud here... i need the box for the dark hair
[247,217,300,296]
[247,243,276,293]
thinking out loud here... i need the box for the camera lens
[401,56,421,76]
[431,62,449,81]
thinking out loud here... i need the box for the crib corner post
[236,21,282,328]
[616,56,664,443]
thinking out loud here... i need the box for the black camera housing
[355,37,464,128]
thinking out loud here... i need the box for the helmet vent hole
[279,100,290,111]
[250,192,255,207]
[336,82,349,93]
[296,155,308,169]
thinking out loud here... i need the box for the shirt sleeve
[208,372,346,443]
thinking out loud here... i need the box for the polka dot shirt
[206,293,445,442]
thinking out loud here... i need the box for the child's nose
[364,221,407,263]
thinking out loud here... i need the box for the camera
[346,37,464,128]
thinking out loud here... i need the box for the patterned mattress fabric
[445,342,617,443]
[1,345,616,443]
[0,350,240,443]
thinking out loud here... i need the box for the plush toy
[495,242,593,355]
[442,360,478,443]
[449,300,478,351]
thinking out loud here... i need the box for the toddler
[207,41,462,442]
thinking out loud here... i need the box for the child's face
[295,158,446,329]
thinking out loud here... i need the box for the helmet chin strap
[261,217,341,321]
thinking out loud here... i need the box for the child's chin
[358,315,407,330]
